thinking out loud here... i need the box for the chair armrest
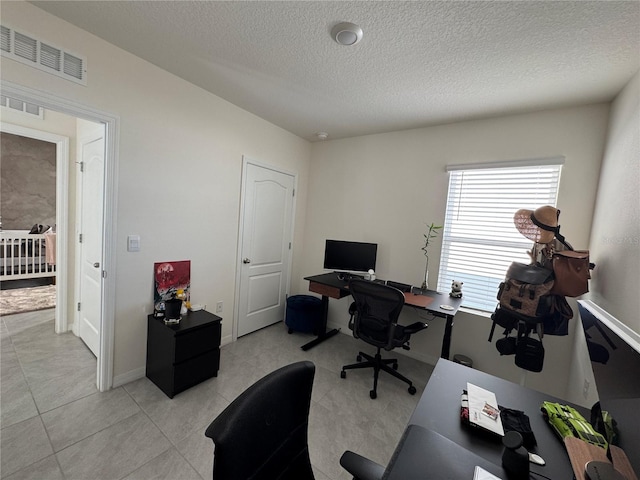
[348,302,357,330]
[403,321,428,334]
[339,450,385,480]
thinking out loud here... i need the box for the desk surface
[383,425,507,480]
[304,272,463,317]
[407,359,584,479]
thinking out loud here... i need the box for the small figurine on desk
[450,280,463,298]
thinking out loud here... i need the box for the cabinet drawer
[174,322,221,363]
[173,349,220,393]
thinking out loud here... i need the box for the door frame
[2,80,119,392]
[0,122,69,334]
[233,156,298,342]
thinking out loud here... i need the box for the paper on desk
[473,466,502,480]
[467,383,504,436]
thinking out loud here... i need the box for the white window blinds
[436,160,563,312]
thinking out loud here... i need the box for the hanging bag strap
[530,209,574,250]
[532,210,596,271]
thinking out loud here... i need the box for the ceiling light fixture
[316,132,329,140]
[331,22,363,46]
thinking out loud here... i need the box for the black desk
[385,358,584,479]
[383,425,506,480]
[303,272,462,356]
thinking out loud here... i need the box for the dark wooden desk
[387,358,585,479]
[303,272,462,356]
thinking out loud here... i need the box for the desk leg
[440,315,454,359]
[301,295,340,351]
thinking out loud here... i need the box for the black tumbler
[502,431,530,479]
[164,299,183,320]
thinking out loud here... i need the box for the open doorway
[1,117,104,353]
[0,123,68,324]
[0,132,58,319]
[2,80,118,392]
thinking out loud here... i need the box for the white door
[77,130,105,357]
[237,161,295,337]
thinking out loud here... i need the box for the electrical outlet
[216,301,223,313]
[583,379,590,398]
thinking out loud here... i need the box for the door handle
[243,258,251,264]
[93,262,100,268]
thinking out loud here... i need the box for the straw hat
[513,206,560,244]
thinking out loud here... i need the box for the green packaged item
[540,401,608,449]
[599,410,619,445]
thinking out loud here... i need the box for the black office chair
[205,361,316,480]
[341,279,428,399]
[339,450,385,480]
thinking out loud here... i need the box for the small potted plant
[421,222,442,290]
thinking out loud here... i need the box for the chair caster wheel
[408,385,417,395]
[340,371,346,379]
[370,390,377,399]
[393,362,398,370]
[288,328,293,334]
[357,355,362,362]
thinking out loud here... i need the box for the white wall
[587,70,640,334]
[1,2,312,383]
[563,70,640,407]
[300,104,610,399]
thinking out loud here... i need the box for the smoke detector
[331,22,363,46]
[316,132,329,140]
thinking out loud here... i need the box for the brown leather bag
[550,250,590,297]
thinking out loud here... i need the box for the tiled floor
[1,309,434,480]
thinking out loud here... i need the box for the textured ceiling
[30,1,640,141]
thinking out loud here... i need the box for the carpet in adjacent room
[0,285,56,316]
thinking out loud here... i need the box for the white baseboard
[113,367,145,388]
[221,334,233,346]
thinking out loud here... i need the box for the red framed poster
[153,260,190,309]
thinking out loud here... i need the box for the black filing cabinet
[146,310,222,398]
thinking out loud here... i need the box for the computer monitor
[323,239,377,273]
[577,302,640,474]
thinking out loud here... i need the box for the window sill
[458,306,492,319]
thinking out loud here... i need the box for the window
[436,158,563,312]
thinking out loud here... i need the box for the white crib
[0,230,56,281]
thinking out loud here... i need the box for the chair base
[341,349,417,399]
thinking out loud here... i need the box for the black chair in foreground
[205,361,316,480]
[341,279,428,399]
[340,450,385,480]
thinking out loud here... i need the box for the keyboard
[336,272,365,281]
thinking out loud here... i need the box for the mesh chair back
[205,361,316,480]
[349,280,405,351]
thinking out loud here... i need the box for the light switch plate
[127,235,140,252]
